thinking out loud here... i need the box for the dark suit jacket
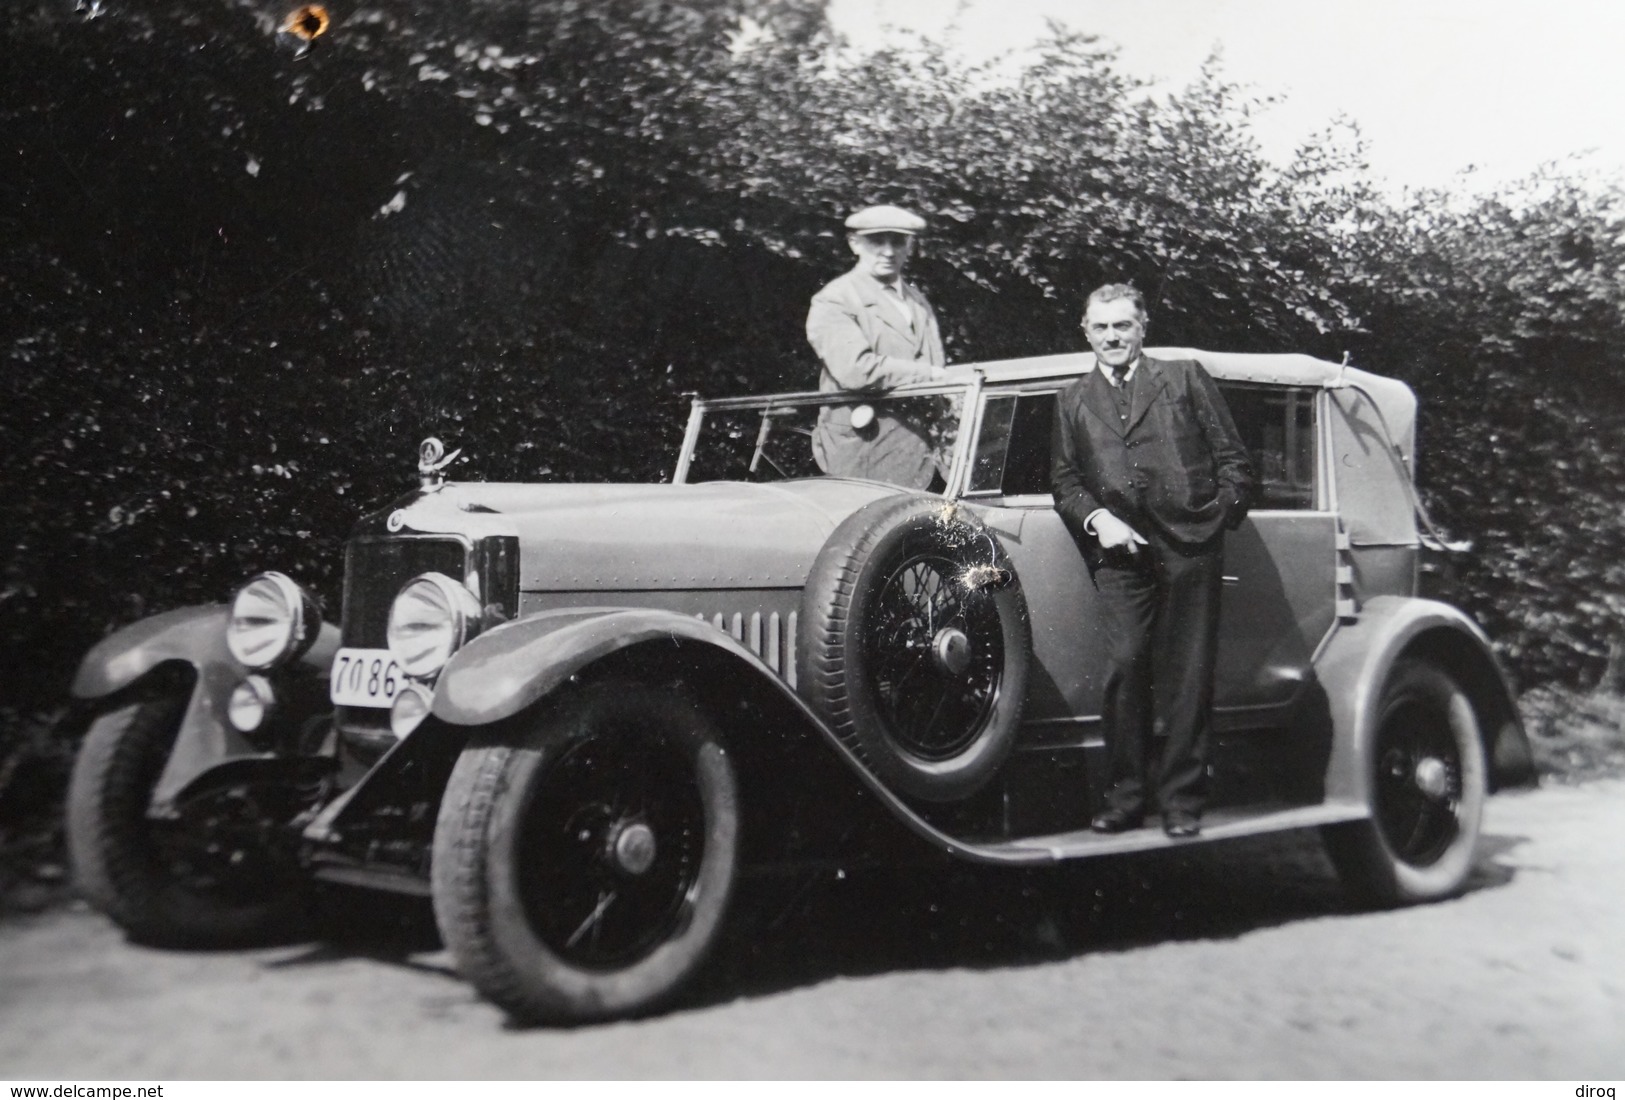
[1052,357,1255,559]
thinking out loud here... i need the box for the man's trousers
[1092,529,1224,818]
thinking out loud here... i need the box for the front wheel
[1322,660,1487,906]
[66,692,308,946]
[431,683,739,1024]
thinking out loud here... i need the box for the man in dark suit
[1051,284,1255,838]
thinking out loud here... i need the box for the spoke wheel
[66,692,308,947]
[801,495,1030,803]
[432,683,738,1024]
[515,727,707,969]
[866,546,1005,761]
[1322,660,1487,906]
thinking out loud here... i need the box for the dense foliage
[3,0,1623,735]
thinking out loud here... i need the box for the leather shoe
[1163,811,1201,839]
[1090,808,1143,834]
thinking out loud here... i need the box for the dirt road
[3,780,1623,1079]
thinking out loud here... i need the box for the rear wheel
[431,683,738,1023]
[66,692,308,946]
[1322,660,1487,906]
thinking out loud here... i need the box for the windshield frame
[673,373,986,495]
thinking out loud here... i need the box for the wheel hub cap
[610,821,657,876]
[931,626,972,677]
[1413,756,1451,800]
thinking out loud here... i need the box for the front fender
[70,604,340,813]
[72,605,233,700]
[424,606,1030,866]
[434,607,791,726]
[71,604,340,699]
[307,609,814,853]
[1314,596,1532,806]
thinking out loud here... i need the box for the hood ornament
[418,437,462,490]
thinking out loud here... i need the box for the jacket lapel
[854,272,917,343]
[1078,368,1127,437]
[1124,358,1167,436]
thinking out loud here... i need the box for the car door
[961,382,1336,737]
[961,388,1104,739]
[1209,382,1337,724]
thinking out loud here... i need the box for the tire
[431,682,739,1024]
[1322,660,1487,906]
[799,495,1031,802]
[66,693,307,947]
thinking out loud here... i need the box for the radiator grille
[341,535,467,647]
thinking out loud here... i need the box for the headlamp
[226,571,318,670]
[390,684,434,738]
[226,675,276,733]
[386,572,482,680]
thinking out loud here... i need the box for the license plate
[330,648,402,708]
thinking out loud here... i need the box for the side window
[968,392,1059,498]
[1217,383,1317,510]
[969,396,1016,492]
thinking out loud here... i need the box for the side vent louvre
[1335,520,1360,622]
[697,609,797,686]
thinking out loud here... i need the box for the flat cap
[845,204,927,235]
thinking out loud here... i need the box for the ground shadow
[259,888,454,977]
[685,825,1524,1012]
[1467,831,1525,892]
[222,826,1524,1026]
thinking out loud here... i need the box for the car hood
[384,479,903,590]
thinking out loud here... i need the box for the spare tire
[799,495,1031,802]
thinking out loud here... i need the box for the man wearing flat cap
[806,204,947,488]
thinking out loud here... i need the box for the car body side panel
[971,504,1103,732]
[69,605,340,813]
[966,503,1338,733]
[1217,511,1338,716]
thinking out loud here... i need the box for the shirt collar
[855,267,908,298]
[1096,355,1141,386]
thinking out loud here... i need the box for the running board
[311,862,433,897]
[966,801,1368,864]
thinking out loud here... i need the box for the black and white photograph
[2,0,1623,1082]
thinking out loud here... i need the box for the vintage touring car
[64,347,1534,1023]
